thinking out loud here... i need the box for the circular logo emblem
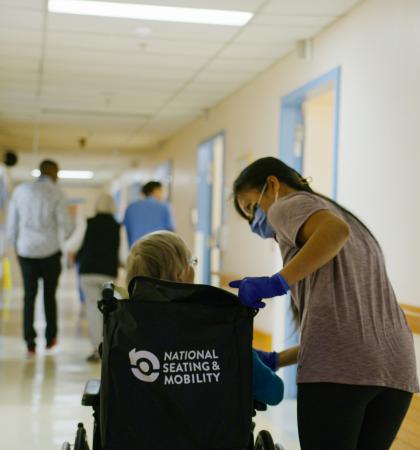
[129,349,160,382]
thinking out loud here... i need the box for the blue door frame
[196,132,225,285]
[279,67,341,398]
[197,139,214,285]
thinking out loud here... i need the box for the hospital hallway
[0,268,300,450]
[1,0,420,448]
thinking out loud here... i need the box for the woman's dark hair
[233,156,380,329]
[233,156,378,243]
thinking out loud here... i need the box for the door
[195,134,224,285]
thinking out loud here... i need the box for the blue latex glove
[229,273,289,309]
[254,349,278,372]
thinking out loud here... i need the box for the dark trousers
[297,382,412,450]
[18,252,62,348]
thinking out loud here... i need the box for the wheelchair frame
[62,283,283,450]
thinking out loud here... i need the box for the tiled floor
[0,270,300,450]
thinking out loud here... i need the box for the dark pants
[18,252,62,348]
[298,382,412,450]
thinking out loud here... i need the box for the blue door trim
[196,132,225,284]
[280,67,341,198]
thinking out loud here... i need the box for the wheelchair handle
[98,282,118,315]
[102,282,114,301]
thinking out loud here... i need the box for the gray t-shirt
[268,192,418,393]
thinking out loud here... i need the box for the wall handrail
[400,304,420,335]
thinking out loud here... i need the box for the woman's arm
[63,219,87,255]
[276,345,300,369]
[280,210,350,286]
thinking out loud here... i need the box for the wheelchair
[62,278,284,450]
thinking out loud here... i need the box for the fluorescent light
[32,169,94,179]
[59,170,94,179]
[48,0,253,26]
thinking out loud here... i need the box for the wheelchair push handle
[98,282,118,315]
[102,282,115,301]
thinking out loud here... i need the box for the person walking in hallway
[66,193,124,363]
[7,160,74,356]
[123,181,175,248]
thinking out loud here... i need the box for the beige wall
[62,186,103,218]
[140,0,420,317]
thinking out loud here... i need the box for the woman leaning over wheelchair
[125,230,284,406]
[230,156,418,450]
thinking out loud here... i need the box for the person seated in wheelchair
[125,230,284,406]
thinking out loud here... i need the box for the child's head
[126,231,195,286]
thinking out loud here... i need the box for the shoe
[86,351,100,363]
[26,345,36,358]
[46,337,57,350]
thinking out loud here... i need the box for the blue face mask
[250,207,276,239]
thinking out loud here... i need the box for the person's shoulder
[270,191,317,212]
[284,191,322,203]
[127,199,144,210]
[105,214,120,227]
[13,182,32,197]
[268,192,330,228]
[19,181,34,190]
[124,200,142,219]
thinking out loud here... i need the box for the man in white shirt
[7,160,74,355]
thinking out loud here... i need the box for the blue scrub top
[123,197,175,247]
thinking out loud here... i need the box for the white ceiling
[0,0,360,173]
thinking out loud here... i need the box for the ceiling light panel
[48,0,253,26]
[32,169,95,179]
[46,14,239,43]
[134,1,263,9]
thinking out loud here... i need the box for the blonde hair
[95,193,115,215]
[126,231,190,285]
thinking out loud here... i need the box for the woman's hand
[229,273,289,308]
[254,349,277,371]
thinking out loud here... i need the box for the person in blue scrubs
[124,181,175,248]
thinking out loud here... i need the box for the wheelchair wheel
[255,430,275,450]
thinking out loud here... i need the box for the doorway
[195,133,225,285]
